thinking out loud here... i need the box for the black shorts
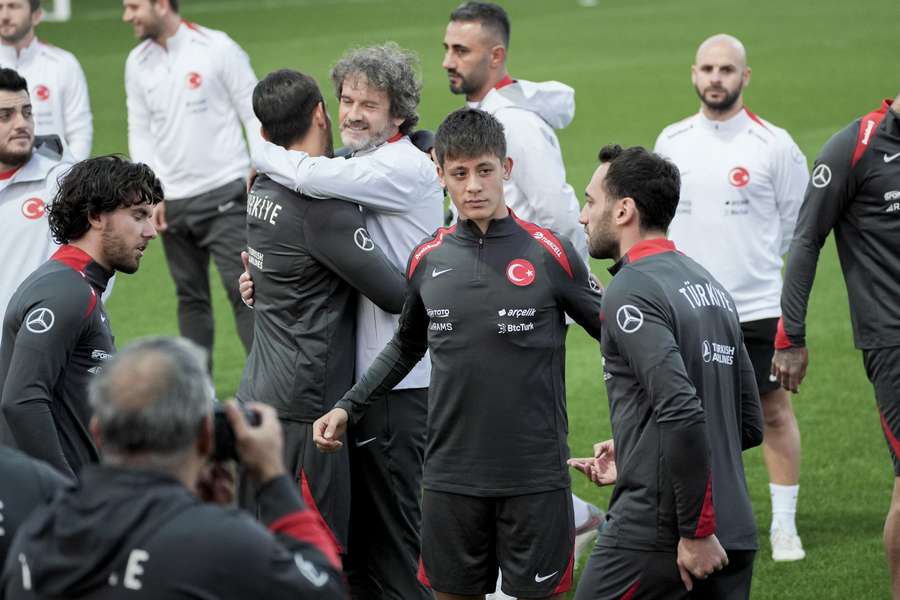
[575,543,755,600]
[741,318,780,395]
[419,488,574,598]
[863,346,900,476]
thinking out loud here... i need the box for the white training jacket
[655,108,809,322]
[125,21,262,200]
[255,135,443,389]
[472,77,589,267]
[0,38,92,161]
[0,151,72,336]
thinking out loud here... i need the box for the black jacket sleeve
[781,122,857,347]
[548,237,604,342]
[605,271,715,539]
[305,200,406,314]
[252,474,345,598]
[737,343,764,450]
[334,264,429,424]
[1,277,93,479]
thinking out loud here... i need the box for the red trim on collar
[0,165,22,180]
[743,107,769,131]
[625,238,676,263]
[850,99,891,167]
[51,245,93,273]
[495,74,515,90]
[510,210,574,278]
[182,19,202,32]
[387,132,404,143]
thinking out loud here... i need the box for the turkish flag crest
[35,85,50,101]
[186,72,202,90]
[506,259,536,287]
[22,197,45,219]
[728,166,750,188]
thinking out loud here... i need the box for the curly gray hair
[330,42,421,135]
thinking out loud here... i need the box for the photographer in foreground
[0,336,344,599]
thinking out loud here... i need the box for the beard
[446,56,490,96]
[0,19,31,45]
[0,144,32,169]
[340,119,393,153]
[587,209,620,260]
[101,223,141,274]
[695,82,743,114]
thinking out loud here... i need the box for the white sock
[770,483,799,535]
[572,493,591,528]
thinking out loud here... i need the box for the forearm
[780,238,822,347]
[659,418,715,538]
[2,399,74,478]
[333,336,427,424]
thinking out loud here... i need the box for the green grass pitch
[39,0,896,597]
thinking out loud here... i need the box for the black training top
[0,246,114,480]
[335,211,604,496]
[781,99,900,350]
[599,239,763,552]
[0,447,71,568]
[237,174,406,422]
[1,469,345,599]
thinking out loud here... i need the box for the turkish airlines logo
[21,198,45,220]
[186,72,203,90]
[811,164,832,189]
[506,259,535,287]
[728,166,750,188]
[615,304,643,333]
[353,228,374,251]
[34,85,49,101]
[25,307,54,334]
[702,340,712,363]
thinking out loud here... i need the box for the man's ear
[259,126,269,142]
[503,156,513,180]
[31,7,43,28]
[617,197,638,226]
[490,44,507,70]
[87,211,105,231]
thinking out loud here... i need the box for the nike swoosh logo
[217,200,236,213]
[356,437,376,447]
[534,571,558,583]
[432,267,453,278]
[885,152,900,163]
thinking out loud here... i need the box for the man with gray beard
[249,43,442,600]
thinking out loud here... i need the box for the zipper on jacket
[473,237,484,283]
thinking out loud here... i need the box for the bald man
[654,34,809,563]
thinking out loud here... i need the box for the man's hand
[225,401,285,484]
[312,408,349,453]
[152,201,167,233]
[567,439,617,486]
[771,346,809,393]
[676,535,728,591]
[196,462,236,505]
[239,251,255,308]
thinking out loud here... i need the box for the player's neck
[467,68,510,103]
[2,30,35,54]
[153,15,182,48]
[617,230,668,262]
[68,238,111,271]
[700,100,744,122]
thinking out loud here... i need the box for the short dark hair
[154,0,178,12]
[434,108,506,166]
[28,0,40,12]
[253,70,323,148]
[331,42,421,136]
[48,155,164,244]
[597,144,681,233]
[450,2,511,47]
[0,68,27,94]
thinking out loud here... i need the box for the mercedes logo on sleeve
[615,305,643,333]
[353,228,375,252]
[811,164,832,189]
[25,307,55,334]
